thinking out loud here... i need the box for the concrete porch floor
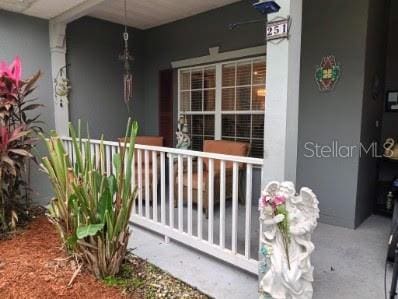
[128,215,392,299]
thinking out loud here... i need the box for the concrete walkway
[128,215,392,299]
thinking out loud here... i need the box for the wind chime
[119,0,133,112]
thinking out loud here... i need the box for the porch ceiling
[89,0,241,29]
[0,0,87,19]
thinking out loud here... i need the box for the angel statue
[176,114,191,149]
[259,181,319,299]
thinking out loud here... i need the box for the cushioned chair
[119,136,164,196]
[174,140,250,216]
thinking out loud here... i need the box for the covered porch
[42,1,304,297]
[54,0,298,284]
[0,0,395,297]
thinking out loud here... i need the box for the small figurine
[176,114,191,149]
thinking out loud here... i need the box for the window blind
[178,57,266,157]
[180,66,216,151]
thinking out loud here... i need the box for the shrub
[41,120,138,278]
[0,57,43,232]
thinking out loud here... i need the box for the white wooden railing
[61,137,263,274]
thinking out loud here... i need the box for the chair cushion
[203,140,250,172]
[119,136,164,146]
[119,136,164,165]
[135,136,164,147]
[183,172,208,190]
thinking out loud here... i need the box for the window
[178,57,266,158]
[180,66,216,150]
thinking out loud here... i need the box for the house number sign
[266,17,290,41]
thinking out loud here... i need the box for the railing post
[177,155,184,231]
[231,162,239,254]
[144,150,150,218]
[137,149,143,216]
[187,156,193,236]
[245,164,253,259]
[168,154,175,229]
[152,151,158,222]
[208,159,214,243]
[219,160,226,249]
[197,157,203,240]
[160,152,166,225]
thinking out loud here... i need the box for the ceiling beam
[50,0,106,24]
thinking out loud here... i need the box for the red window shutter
[159,69,174,147]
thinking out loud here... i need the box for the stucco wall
[356,0,388,227]
[297,0,370,228]
[382,0,398,141]
[66,17,146,140]
[0,10,55,206]
[142,1,264,136]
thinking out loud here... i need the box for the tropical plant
[0,57,43,232]
[41,119,138,278]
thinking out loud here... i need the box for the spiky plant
[0,57,43,232]
[41,119,138,278]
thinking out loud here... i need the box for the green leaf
[68,193,78,206]
[66,234,78,249]
[98,177,112,222]
[76,223,104,239]
[113,153,121,175]
[108,174,117,196]
[69,123,83,173]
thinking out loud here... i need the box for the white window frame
[177,55,266,146]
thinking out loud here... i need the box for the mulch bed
[0,215,208,299]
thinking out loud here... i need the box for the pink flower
[0,57,22,87]
[258,195,270,209]
[274,195,286,206]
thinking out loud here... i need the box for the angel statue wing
[298,187,320,231]
[263,181,280,197]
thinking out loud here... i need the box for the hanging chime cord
[124,0,128,48]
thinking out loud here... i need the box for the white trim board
[171,46,266,69]
[51,0,106,24]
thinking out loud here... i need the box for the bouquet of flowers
[259,190,291,269]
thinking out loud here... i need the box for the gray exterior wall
[356,0,388,227]
[297,0,371,228]
[382,0,398,141]
[0,10,55,206]
[66,17,146,140]
[142,1,264,136]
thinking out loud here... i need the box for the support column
[49,21,69,136]
[262,0,303,186]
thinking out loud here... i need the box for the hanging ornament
[54,65,71,108]
[119,0,133,110]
